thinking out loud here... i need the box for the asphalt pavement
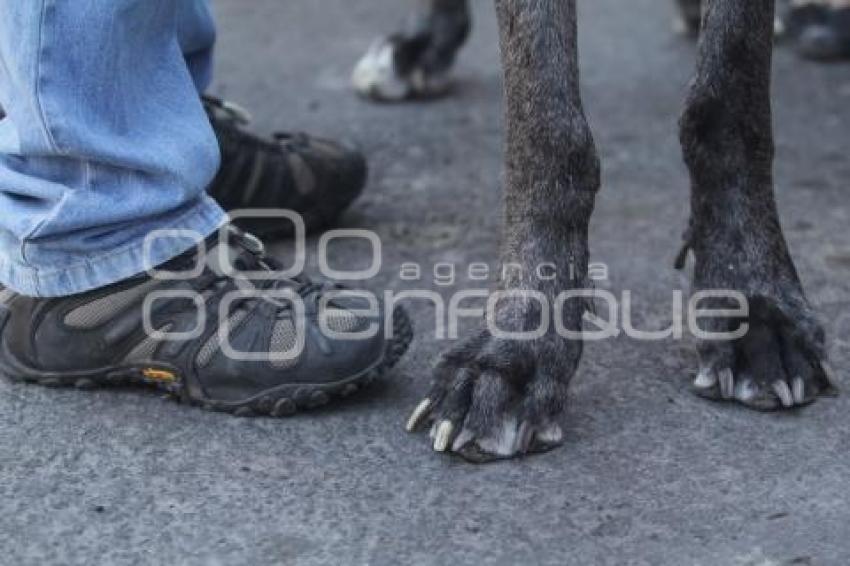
[2,0,850,564]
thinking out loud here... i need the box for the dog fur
[358,0,835,462]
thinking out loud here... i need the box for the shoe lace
[182,227,323,315]
[202,95,253,126]
[203,95,312,155]
[273,132,312,153]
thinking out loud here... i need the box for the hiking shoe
[204,96,368,238]
[0,227,412,416]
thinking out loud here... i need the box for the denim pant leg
[178,0,218,93]
[0,0,227,297]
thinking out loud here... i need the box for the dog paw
[351,37,451,102]
[406,331,576,463]
[691,295,838,410]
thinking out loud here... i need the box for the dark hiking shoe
[0,227,412,417]
[796,8,850,61]
[204,96,368,238]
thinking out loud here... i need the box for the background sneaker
[784,1,831,40]
[204,96,368,238]
[795,8,850,60]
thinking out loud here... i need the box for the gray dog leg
[674,0,789,37]
[679,0,836,410]
[405,0,600,463]
[352,0,471,101]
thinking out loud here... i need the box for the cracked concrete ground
[2,0,850,564]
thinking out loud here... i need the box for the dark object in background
[674,0,702,36]
[203,96,367,239]
[784,1,831,39]
[795,7,850,60]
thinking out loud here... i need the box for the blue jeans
[0,0,228,297]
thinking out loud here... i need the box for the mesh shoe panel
[324,309,368,333]
[270,318,300,370]
[64,280,162,329]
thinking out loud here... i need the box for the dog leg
[679,0,836,410]
[406,0,600,462]
[352,0,470,101]
[675,0,790,38]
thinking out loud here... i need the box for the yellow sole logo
[142,368,177,382]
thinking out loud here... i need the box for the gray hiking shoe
[0,227,412,416]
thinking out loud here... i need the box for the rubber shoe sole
[0,306,413,418]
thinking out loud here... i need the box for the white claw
[719,369,735,400]
[451,429,475,452]
[536,423,564,445]
[774,17,786,38]
[734,379,758,403]
[515,421,534,454]
[792,377,806,405]
[773,381,794,408]
[406,398,432,432]
[821,361,839,389]
[694,368,718,389]
[433,420,454,452]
